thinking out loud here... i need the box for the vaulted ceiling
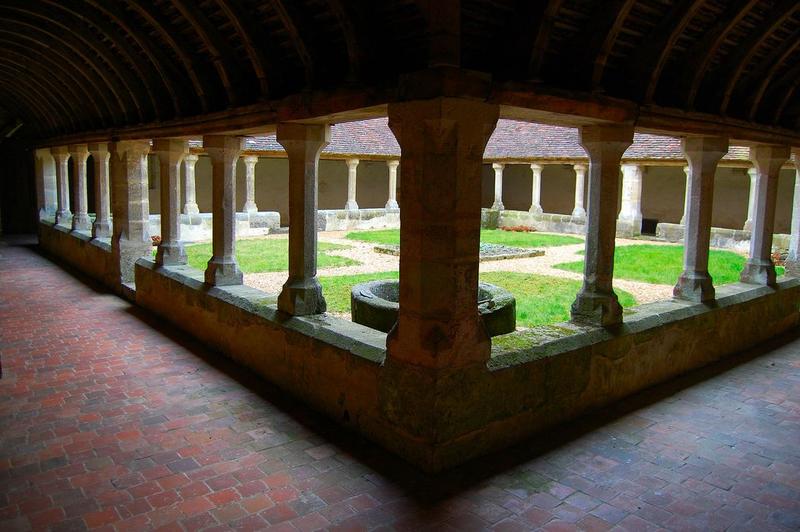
[1,0,799,142]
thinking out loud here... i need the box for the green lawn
[184,238,358,273]
[344,229,583,248]
[319,271,636,328]
[553,244,783,285]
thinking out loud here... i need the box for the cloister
[2,1,800,530]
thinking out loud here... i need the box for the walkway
[1,239,798,531]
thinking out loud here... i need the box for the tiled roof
[190,118,751,162]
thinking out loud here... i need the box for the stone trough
[351,279,516,336]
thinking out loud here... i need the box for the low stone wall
[317,208,400,231]
[657,222,790,252]
[38,222,118,290]
[486,209,587,235]
[148,212,281,243]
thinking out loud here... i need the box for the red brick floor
[1,240,799,532]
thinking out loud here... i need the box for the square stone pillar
[674,137,728,302]
[153,139,188,266]
[740,145,791,286]
[386,98,499,370]
[203,135,244,286]
[571,125,634,327]
[88,143,112,238]
[786,150,800,276]
[34,149,57,220]
[743,167,757,231]
[183,154,200,215]
[276,124,331,315]
[51,146,72,227]
[68,144,92,232]
[529,163,543,214]
[242,155,259,214]
[617,163,643,236]
[386,159,400,210]
[491,162,505,210]
[110,141,151,284]
[679,165,690,225]
[345,158,359,211]
[571,163,587,220]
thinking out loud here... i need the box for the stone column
[183,153,200,215]
[386,159,400,210]
[109,140,151,284]
[740,145,791,285]
[345,158,359,211]
[68,144,91,232]
[674,137,728,302]
[203,135,244,286]
[571,125,634,327]
[491,162,505,210]
[276,124,331,315]
[786,150,800,276]
[529,163,543,214]
[153,139,188,266]
[572,164,587,220]
[88,143,112,238]
[242,155,259,214]
[743,167,757,231]
[34,149,57,220]
[386,98,499,370]
[51,146,72,227]
[617,163,643,236]
[679,166,690,225]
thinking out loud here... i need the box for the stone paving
[1,239,799,531]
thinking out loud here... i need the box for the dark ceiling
[0,0,799,141]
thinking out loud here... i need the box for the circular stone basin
[350,280,516,336]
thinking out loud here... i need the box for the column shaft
[52,147,71,227]
[491,163,504,210]
[571,125,634,327]
[34,149,57,220]
[88,143,112,238]
[786,150,800,276]
[680,166,690,225]
[744,168,757,231]
[386,98,499,370]
[740,145,791,285]
[572,164,587,220]
[153,139,188,266]
[242,155,259,214]
[617,163,643,236]
[183,154,200,215]
[68,144,91,232]
[674,137,728,302]
[345,158,359,211]
[204,136,244,286]
[276,124,331,315]
[386,160,400,210]
[530,163,543,214]
[110,141,151,284]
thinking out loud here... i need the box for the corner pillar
[740,145,791,285]
[276,123,331,315]
[203,136,245,286]
[34,149,57,220]
[68,144,91,232]
[744,167,757,231]
[571,125,634,327]
[345,158,359,211]
[183,154,200,215]
[674,137,728,302]
[617,163,643,236]
[242,155,259,214]
[153,139,188,266]
[386,160,400,210]
[491,162,505,211]
[529,163,543,214]
[786,150,800,276]
[386,98,499,370]
[110,141,151,284]
[88,143,112,238]
[51,147,71,227]
[571,164,587,220]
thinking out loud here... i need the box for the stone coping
[46,221,112,252]
[488,278,800,370]
[134,258,387,364]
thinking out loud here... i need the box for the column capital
[35,148,53,162]
[751,144,791,177]
[153,138,188,158]
[243,154,259,166]
[202,135,245,159]
[386,159,400,170]
[87,142,109,156]
[621,162,642,172]
[572,163,586,173]
[682,136,729,158]
[276,123,331,146]
[492,162,505,171]
[346,158,360,168]
[50,146,70,160]
[579,124,635,156]
[184,153,199,164]
[747,166,757,178]
[112,140,151,159]
[67,144,89,156]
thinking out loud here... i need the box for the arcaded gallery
[0,2,799,530]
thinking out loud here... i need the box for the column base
[743,220,753,231]
[205,257,243,286]
[92,221,112,239]
[570,289,623,327]
[571,207,586,219]
[71,214,92,232]
[155,242,187,266]
[491,201,504,211]
[277,277,326,316]
[184,203,200,215]
[345,200,359,211]
[385,200,399,210]
[616,218,642,237]
[740,259,777,286]
[243,202,258,214]
[529,205,543,215]
[784,258,800,278]
[673,271,715,302]
[55,211,72,227]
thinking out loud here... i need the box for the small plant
[772,249,787,266]
[151,235,162,246]
[501,225,537,233]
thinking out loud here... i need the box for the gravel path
[244,231,675,304]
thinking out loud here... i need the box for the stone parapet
[656,222,790,253]
[317,208,400,231]
[489,209,587,235]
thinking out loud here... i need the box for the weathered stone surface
[617,163,642,237]
[183,153,200,215]
[785,149,800,276]
[242,155,259,214]
[495,209,587,234]
[317,208,400,231]
[153,139,188,266]
[51,146,72,227]
[68,144,92,232]
[345,158,359,211]
[385,159,400,210]
[34,148,57,220]
[88,143,112,239]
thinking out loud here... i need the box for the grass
[184,238,358,273]
[552,244,783,285]
[344,228,583,248]
[319,271,636,328]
